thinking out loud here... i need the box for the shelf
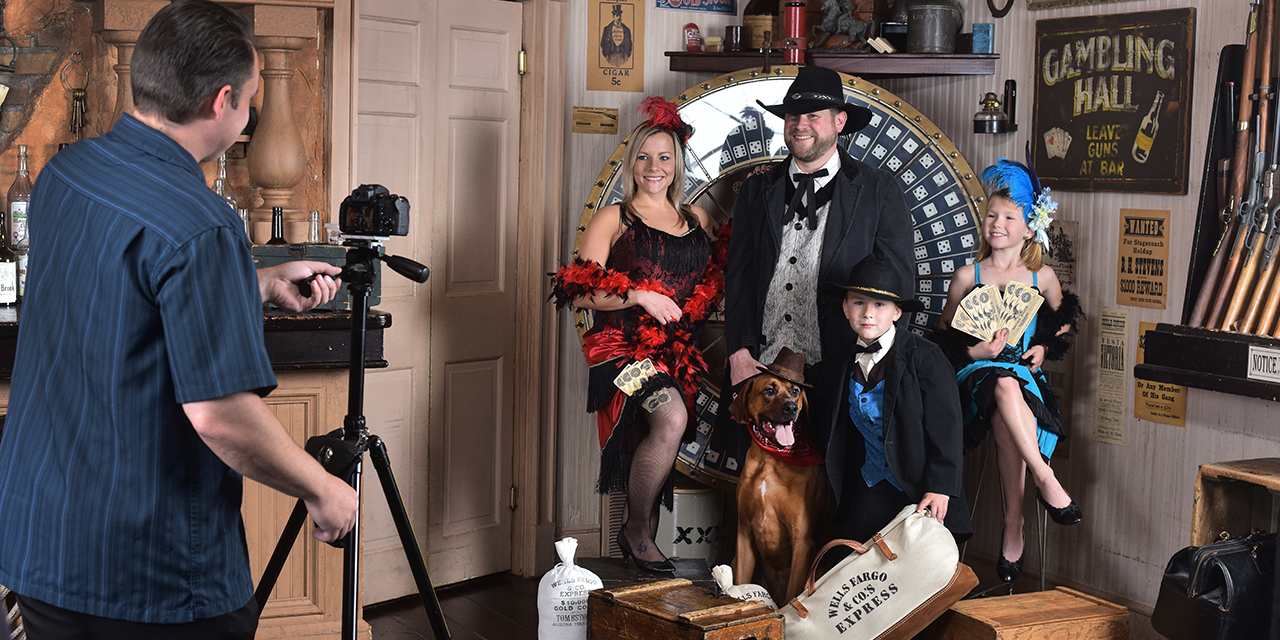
[1133,323,1280,402]
[665,51,997,76]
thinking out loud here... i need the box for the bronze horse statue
[811,0,874,50]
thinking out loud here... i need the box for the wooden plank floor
[365,572,539,640]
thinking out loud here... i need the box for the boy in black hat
[809,250,972,544]
[723,65,913,407]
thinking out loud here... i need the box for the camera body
[339,184,410,237]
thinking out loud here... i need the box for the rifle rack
[1137,44,1280,401]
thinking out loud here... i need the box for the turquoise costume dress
[953,265,1064,458]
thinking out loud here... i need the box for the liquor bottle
[213,153,238,211]
[8,145,31,300]
[266,207,288,245]
[1131,91,1164,164]
[0,214,18,307]
[742,0,780,52]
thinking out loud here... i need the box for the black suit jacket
[724,146,914,366]
[810,330,973,539]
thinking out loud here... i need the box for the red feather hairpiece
[637,96,692,142]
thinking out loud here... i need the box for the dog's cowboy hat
[826,249,925,312]
[755,346,813,389]
[757,66,873,135]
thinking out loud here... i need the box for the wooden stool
[924,586,1129,639]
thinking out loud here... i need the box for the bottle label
[17,253,26,299]
[0,261,16,304]
[9,201,27,248]
[1135,130,1154,153]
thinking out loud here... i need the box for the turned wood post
[91,0,167,130]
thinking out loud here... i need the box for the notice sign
[1135,321,1185,426]
[1032,9,1195,193]
[589,0,645,92]
[1117,208,1170,308]
[1247,345,1280,383]
[572,107,620,134]
[1095,306,1128,445]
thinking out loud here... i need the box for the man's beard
[786,129,837,164]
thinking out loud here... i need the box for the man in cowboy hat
[724,65,913,392]
[810,250,972,544]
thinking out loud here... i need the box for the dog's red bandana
[747,419,824,467]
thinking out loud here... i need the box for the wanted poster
[1117,208,1170,309]
[1135,321,1186,427]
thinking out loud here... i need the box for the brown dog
[729,348,830,605]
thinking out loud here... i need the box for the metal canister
[782,1,806,64]
[905,0,961,54]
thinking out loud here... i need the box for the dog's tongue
[774,422,795,447]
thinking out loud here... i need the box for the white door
[355,0,522,602]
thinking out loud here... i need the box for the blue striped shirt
[0,113,277,623]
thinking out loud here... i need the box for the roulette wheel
[572,66,984,488]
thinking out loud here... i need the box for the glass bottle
[742,0,780,52]
[239,208,251,240]
[267,207,288,245]
[308,210,322,244]
[213,153,238,211]
[8,145,31,301]
[1132,91,1164,164]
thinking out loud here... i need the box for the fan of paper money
[951,282,1044,346]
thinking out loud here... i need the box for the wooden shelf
[665,51,997,76]
[1133,322,1280,402]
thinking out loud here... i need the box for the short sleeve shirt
[0,114,277,623]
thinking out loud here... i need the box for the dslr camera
[339,184,410,237]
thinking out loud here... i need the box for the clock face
[573,66,984,487]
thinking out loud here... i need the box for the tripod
[254,240,451,640]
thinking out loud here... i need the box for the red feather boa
[550,223,731,407]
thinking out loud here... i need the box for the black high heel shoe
[1036,490,1083,525]
[996,552,1024,583]
[616,530,675,575]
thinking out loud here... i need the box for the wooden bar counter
[0,306,389,639]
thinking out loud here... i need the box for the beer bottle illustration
[1132,91,1164,163]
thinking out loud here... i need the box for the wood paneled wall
[552,0,1274,618]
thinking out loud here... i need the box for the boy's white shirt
[857,323,895,380]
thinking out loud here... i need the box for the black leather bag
[1152,530,1276,640]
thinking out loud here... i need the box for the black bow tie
[853,341,881,355]
[787,169,830,230]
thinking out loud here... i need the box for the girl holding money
[934,157,1083,585]
[551,97,726,575]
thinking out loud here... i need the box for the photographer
[0,1,357,637]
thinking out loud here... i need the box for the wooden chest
[924,587,1129,640]
[588,578,783,640]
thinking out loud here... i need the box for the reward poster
[1136,321,1186,427]
[1116,208,1170,308]
[589,0,644,92]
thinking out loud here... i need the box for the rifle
[1210,0,1276,329]
[1251,184,1280,333]
[1189,0,1267,326]
[1225,99,1280,332]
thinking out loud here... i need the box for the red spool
[782,1,806,64]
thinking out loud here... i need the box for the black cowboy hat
[755,346,813,389]
[825,250,924,312]
[757,66,874,135]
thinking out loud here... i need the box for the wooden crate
[1191,458,1280,546]
[924,587,1129,640]
[588,578,782,640]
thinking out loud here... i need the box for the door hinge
[518,49,527,76]
[510,485,518,511]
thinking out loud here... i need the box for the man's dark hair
[131,0,256,125]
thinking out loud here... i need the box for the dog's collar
[747,420,824,467]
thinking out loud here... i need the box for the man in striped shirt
[0,1,358,637]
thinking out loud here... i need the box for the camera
[339,184,410,237]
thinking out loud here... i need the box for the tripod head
[295,238,429,297]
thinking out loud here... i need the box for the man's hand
[305,474,360,543]
[729,348,764,386]
[259,261,342,312]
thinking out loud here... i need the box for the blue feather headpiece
[979,143,1056,250]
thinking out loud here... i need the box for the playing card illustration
[1044,127,1072,159]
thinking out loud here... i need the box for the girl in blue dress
[935,158,1082,584]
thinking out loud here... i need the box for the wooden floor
[365,572,539,640]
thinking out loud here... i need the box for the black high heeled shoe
[616,530,675,575]
[1037,490,1083,525]
[996,552,1024,583]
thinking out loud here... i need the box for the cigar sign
[1032,9,1195,194]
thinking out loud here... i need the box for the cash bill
[950,305,990,342]
[613,358,657,395]
[1001,281,1044,345]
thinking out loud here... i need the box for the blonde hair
[620,126,688,216]
[975,194,1044,271]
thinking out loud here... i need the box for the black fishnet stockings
[620,387,686,564]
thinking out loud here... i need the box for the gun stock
[1190,0,1267,326]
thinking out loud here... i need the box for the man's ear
[208,84,234,120]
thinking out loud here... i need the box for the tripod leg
[342,460,363,640]
[255,499,310,611]
[368,436,452,640]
